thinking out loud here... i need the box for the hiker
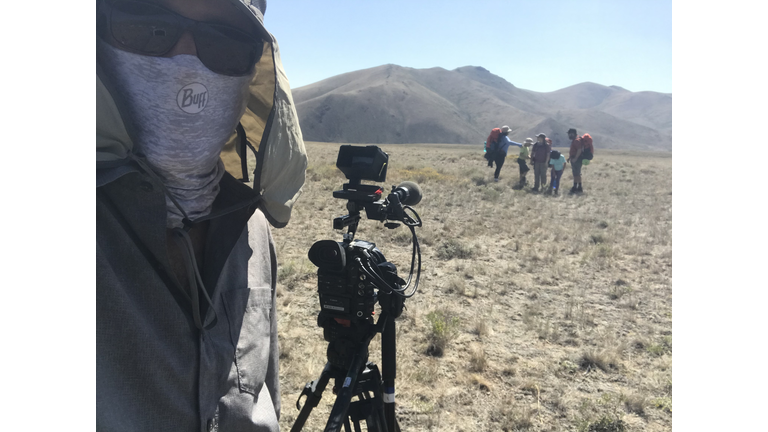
[566,128,588,193]
[493,125,523,182]
[96,0,307,430]
[530,133,551,192]
[485,127,502,167]
[548,141,567,195]
[516,137,533,186]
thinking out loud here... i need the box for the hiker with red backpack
[566,128,594,194]
[490,125,523,182]
[485,127,502,167]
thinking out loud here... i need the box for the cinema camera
[291,145,423,432]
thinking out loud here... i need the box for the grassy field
[272,142,672,432]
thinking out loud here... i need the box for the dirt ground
[272,142,672,432]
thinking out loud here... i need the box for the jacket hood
[96,0,307,228]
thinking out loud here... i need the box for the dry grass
[468,343,488,372]
[273,143,672,431]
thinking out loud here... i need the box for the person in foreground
[492,125,523,182]
[96,0,307,430]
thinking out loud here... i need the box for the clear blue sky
[264,0,671,93]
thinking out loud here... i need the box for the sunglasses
[97,0,264,77]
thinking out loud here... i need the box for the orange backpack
[486,128,501,150]
[581,133,594,160]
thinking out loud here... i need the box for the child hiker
[517,138,533,187]
[547,139,567,195]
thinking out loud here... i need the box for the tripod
[290,311,401,432]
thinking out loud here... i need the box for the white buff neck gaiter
[97,39,255,228]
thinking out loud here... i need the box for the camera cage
[329,145,422,240]
[314,145,422,298]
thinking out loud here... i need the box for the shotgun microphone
[392,181,422,206]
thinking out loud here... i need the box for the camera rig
[291,145,423,432]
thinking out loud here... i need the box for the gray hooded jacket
[96,1,307,430]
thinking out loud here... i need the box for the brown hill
[292,64,672,151]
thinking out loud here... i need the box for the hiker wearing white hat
[492,126,524,182]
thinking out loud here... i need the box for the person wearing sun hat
[492,125,524,182]
[96,0,308,429]
[530,133,551,192]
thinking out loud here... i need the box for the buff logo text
[182,89,206,109]
[177,83,209,114]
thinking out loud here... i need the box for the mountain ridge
[292,64,671,151]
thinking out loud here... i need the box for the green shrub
[425,309,460,356]
[482,187,501,202]
[584,416,626,432]
[646,335,672,356]
[621,393,646,416]
[471,175,487,186]
[596,244,615,258]
[277,261,298,280]
[609,281,632,300]
[651,397,672,413]
[446,278,466,295]
[579,350,620,372]
[436,239,474,260]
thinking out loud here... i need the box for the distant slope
[292,64,672,151]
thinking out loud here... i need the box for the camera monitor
[335,145,388,183]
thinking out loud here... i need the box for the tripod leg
[291,363,334,432]
[381,315,399,432]
[324,336,374,432]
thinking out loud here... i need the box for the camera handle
[334,202,364,244]
[291,312,401,432]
